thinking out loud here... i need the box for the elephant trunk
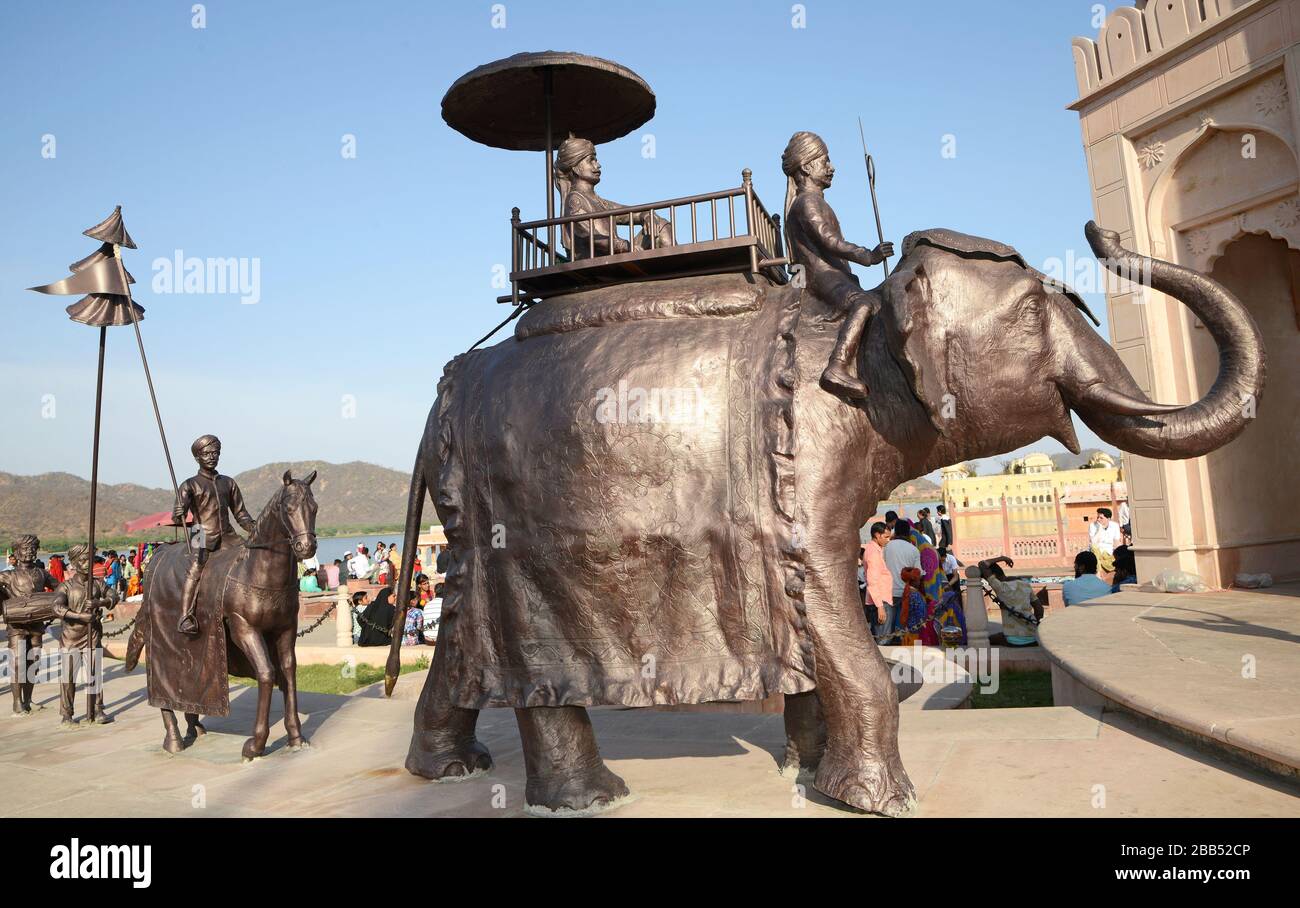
[1059,221,1266,460]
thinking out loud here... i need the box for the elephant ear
[881,260,948,432]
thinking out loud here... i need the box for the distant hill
[0,461,410,548]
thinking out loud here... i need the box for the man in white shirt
[348,549,372,581]
[1088,507,1123,572]
[881,523,921,643]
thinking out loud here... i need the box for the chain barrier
[101,615,138,638]
[296,600,337,638]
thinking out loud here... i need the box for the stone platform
[2,660,1296,817]
[1040,582,1300,781]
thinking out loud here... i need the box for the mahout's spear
[858,117,891,278]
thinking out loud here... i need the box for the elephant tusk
[1075,382,1183,416]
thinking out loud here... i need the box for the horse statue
[126,470,319,760]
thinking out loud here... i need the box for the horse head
[267,469,319,559]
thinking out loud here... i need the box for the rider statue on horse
[173,434,257,636]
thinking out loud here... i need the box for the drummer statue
[51,543,116,726]
[554,134,674,259]
[0,534,58,716]
[782,131,893,398]
[174,434,257,636]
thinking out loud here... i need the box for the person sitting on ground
[1088,507,1123,573]
[978,555,1044,647]
[356,588,394,647]
[402,591,424,647]
[424,581,445,644]
[1109,544,1137,593]
[1062,550,1113,606]
[937,546,961,584]
[349,590,370,644]
[298,566,321,593]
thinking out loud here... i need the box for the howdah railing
[507,169,788,302]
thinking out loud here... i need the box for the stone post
[963,565,990,649]
[335,580,353,648]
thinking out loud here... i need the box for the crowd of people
[291,538,446,650]
[858,504,1139,649]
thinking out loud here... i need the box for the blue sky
[0,0,1125,485]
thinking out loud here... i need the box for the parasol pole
[544,66,555,261]
[86,325,106,699]
[858,117,891,278]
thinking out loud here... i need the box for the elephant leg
[405,633,491,780]
[802,529,916,817]
[515,706,628,814]
[160,708,185,754]
[782,689,827,773]
[226,614,274,761]
[272,627,306,748]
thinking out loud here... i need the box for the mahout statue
[51,543,117,726]
[126,446,320,759]
[782,131,892,398]
[382,53,1266,817]
[0,534,59,716]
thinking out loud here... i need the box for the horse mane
[248,482,289,546]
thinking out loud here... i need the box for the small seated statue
[554,134,674,260]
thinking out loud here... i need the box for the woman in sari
[896,517,965,646]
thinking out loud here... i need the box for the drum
[1,592,61,625]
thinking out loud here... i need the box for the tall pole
[858,117,891,278]
[111,243,181,506]
[543,66,555,262]
[87,326,106,612]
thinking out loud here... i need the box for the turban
[66,543,90,565]
[13,534,39,554]
[555,134,596,174]
[191,434,221,457]
[781,131,828,177]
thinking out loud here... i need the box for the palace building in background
[1069,0,1300,585]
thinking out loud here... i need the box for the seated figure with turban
[554,134,674,260]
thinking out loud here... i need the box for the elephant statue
[385,221,1264,816]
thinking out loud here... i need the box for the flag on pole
[28,206,145,326]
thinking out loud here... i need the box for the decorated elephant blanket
[434,273,816,709]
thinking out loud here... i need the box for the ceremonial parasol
[441,51,656,224]
[29,207,182,629]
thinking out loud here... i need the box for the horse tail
[124,566,153,671]
[384,405,439,697]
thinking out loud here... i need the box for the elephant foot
[813,747,916,818]
[405,735,492,781]
[523,764,630,816]
[241,738,266,762]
